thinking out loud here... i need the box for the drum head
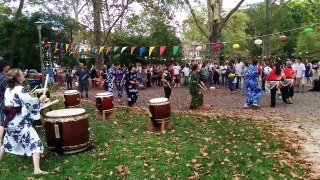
[46,108,85,117]
[96,92,113,97]
[64,90,78,94]
[149,98,168,104]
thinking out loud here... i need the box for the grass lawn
[0,102,309,179]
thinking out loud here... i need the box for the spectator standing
[173,63,181,87]
[90,65,98,88]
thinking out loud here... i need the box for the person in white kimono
[0,68,48,175]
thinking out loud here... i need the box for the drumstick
[41,99,59,110]
[43,74,49,96]
[30,85,39,94]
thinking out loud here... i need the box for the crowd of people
[39,58,320,110]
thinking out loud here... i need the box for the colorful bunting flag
[106,46,112,54]
[131,47,136,55]
[99,46,104,54]
[113,46,120,52]
[70,44,74,50]
[60,43,64,49]
[149,46,155,56]
[75,45,79,51]
[140,47,145,56]
[121,47,128,53]
[160,46,167,56]
[173,46,180,56]
[66,44,69,51]
[91,45,97,53]
[54,43,59,53]
[43,43,49,49]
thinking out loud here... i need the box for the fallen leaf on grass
[202,153,208,157]
[223,157,230,163]
[54,166,61,173]
[65,177,72,180]
[64,160,69,164]
[188,171,200,180]
[207,162,214,167]
[150,168,156,172]
[193,163,201,170]
[268,176,274,180]
[115,165,130,177]
[191,159,197,163]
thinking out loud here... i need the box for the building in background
[182,42,204,65]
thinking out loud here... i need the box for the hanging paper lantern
[304,27,314,33]
[254,39,263,45]
[212,44,221,50]
[279,35,287,41]
[232,44,240,49]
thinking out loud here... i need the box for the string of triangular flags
[43,42,180,57]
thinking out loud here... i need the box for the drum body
[95,93,114,112]
[64,90,80,108]
[34,88,50,99]
[148,98,171,124]
[44,108,90,154]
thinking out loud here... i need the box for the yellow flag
[149,46,155,56]
[99,46,104,54]
[66,44,69,51]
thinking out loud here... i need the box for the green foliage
[0,3,82,70]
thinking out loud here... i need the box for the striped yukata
[0,72,6,126]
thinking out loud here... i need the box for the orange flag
[131,47,136,55]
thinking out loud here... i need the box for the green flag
[173,46,180,56]
[113,46,120,52]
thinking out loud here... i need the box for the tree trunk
[7,0,25,66]
[263,0,271,58]
[210,20,221,61]
[92,0,103,69]
[208,0,222,62]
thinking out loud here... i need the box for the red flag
[106,46,112,54]
[69,44,74,50]
[54,42,58,49]
[43,43,49,49]
[130,47,136,55]
[160,46,167,56]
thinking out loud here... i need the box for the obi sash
[3,106,22,128]
[267,80,281,89]
[280,78,294,87]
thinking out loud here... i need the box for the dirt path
[53,85,320,172]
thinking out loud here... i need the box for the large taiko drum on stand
[64,90,80,108]
[148,98,171,125]
[33,88,50,99]
[44,108,91,155]
[95,92,114,112]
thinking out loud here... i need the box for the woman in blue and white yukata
[0,69,48,175]
[124,65,139,107]
[0,60,10,146]
[243,60,262,108]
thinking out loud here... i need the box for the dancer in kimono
[124,65,138,107]
[189,64,206,109]
[107,65,115,93]
[281,61,295,104]
[0,69,47,174]
[243,60,262,108]
[0,60,10,145]
[267,62,283,107]
[162,64,172,99]
[114,63,125,102]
